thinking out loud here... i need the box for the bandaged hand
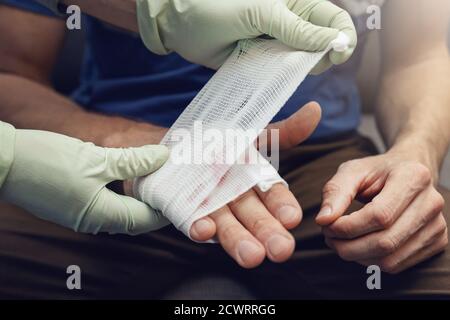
[0,122,169,235]
[190,102,322,268]
[134,32,349,267]
[136,0,356,71]
[100,103,319,269]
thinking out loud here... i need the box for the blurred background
[357,27,450,188]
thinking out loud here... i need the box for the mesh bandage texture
[135,34,349,240]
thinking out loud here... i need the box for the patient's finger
[325,197,443,262]
[358,214,447,274]
[323,186,440,239]
[255,183,302,229]
[190,216,216,241]
[229,189,295,263]
[210,205,266,269]
[376,213,447,274]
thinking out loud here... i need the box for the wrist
[387,135,442,183]
[100,120,166,148]
[60,110,150,147]
[50,107,166,148]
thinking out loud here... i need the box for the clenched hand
[316,152,448,274]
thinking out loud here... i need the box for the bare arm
[315,0,450,274]
[376,0,450,181]
[0,5,161,146]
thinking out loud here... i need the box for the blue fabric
[1,0,55,15]
[2,0,362,141]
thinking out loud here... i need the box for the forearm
[376,45,450,179]
[62,0,138,32]
[0,73,154,146]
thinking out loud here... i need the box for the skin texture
[0,0,449,271]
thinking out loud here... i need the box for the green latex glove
[136,0,357,73]
[0,122,169,235]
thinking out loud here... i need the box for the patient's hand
[102,123,167,195]
[316,149,448,274]
[103,103,321,268]
[190,102,322,268]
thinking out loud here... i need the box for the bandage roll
[135,34,350,240]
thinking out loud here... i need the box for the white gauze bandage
[134,33,350,240]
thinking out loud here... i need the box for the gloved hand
[136,0,357,73]
[0,122,169,235]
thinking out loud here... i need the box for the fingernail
[317,206,332,219]
[237,240,261,265]
[267,234,292,259]
[277,205,298,224]
[192,219,212,238]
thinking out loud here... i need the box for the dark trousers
[1,133,449,299]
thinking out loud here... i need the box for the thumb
[263,1,339,52]
[315,162,366,226]
[79,187,170,235]
[104,145,169,181]
[265,101,322,150]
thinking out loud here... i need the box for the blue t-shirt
[2,0,363,140]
